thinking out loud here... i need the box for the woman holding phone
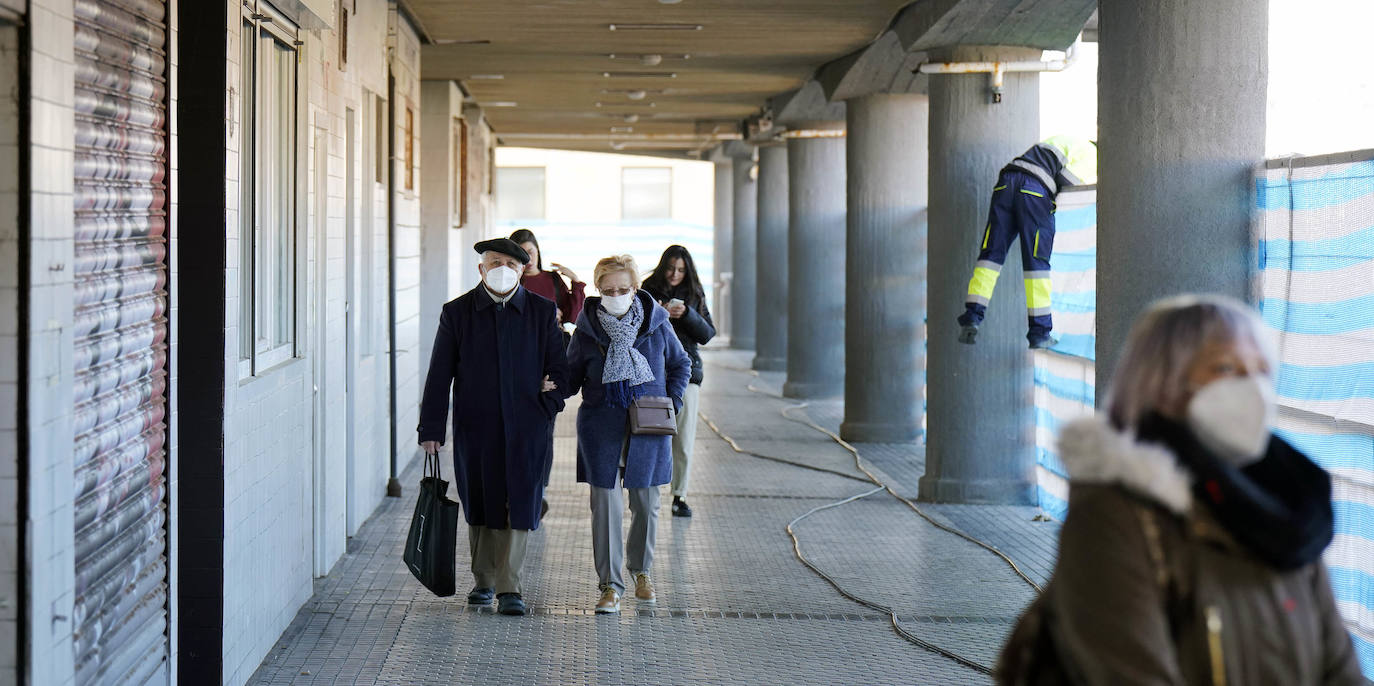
[642,245,716,518]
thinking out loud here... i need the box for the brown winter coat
[1034,417,1368,686]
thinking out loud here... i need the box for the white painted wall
[21,1,79,683]
[219,1,404,683]
[494,147,716,299]
[390,13,425,487]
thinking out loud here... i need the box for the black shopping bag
[403,451,459,597]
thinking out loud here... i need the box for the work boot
[958,325,979,345]
[633,573,656,602]
[466,587,495,605]
[671,496,692,518]
[595,586,621,614]
[1028,333,1059,350]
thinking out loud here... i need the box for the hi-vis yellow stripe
[993,185,1007,191]
[982,225,991,250]
[1033,231,1040,258]
[1020,188,1045,198]
[969,266,999,299]
[1025,277,1052,309]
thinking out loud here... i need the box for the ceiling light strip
[608,23,702,31]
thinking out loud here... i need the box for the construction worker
[957,135,1096,349]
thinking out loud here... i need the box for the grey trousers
[589,483,660,593]
[670,383,701,497]
[468,525,529,595]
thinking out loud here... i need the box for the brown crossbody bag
[595,342,676,436]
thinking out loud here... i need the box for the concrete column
[753,144,789,371]
[1096,0,1267,390]
[784,134,846,399]
[921,47,1040,504]
[731,152,758,350]
[841,94,929,443]
[712,159,733,339]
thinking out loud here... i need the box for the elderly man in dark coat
[417,238,569,617]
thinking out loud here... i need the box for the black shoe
[958,325,978,345]
[497,593,527,616]
[1028,334,1059,350]
[467,587,495,605]
[671,497,692,518]
[540,497,550,521]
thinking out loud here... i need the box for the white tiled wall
[389,14,424,480]
[218,1,438,683]
[23,1,78,684]
[0,17,20,684]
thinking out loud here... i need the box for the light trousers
[670,383,701,498]
[589,482,660,593]
[468,525,529,595]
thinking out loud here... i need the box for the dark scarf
[1137,414,1334,571]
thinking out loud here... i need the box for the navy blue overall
[957,168,1056,342]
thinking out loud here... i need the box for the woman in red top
[510,228,585,329]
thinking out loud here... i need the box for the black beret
[473,238,530,264]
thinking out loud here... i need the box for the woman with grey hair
[998,295,1365,685]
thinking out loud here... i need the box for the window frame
[620,166,673,221]
[238,1,302,379]
[452,117,468,228]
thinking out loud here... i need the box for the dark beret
[473,238,530,264]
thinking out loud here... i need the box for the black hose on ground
[700,364,1048,676]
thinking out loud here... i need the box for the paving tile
[246,351,1060,686]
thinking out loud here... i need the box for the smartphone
[666,298,684,308]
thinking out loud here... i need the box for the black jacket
[645,285,715,385]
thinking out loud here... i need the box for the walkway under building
[246,351,1060,685]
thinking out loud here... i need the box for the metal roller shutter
[71,0,170,683]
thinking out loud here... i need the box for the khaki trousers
[670,383,701,498]
[468,525,529,595]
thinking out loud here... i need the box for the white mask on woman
[1185,375,1276,465]
[483,265,520,294]
[601,292,634,316]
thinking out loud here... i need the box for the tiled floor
[247,351,1061,685]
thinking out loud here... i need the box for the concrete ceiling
[412,0,913,155]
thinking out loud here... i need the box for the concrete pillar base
[916,476,1037,505]
[838,420,921,444]
[782,380,841,400]
[752,356,786,372]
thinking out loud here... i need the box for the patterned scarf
[597,296,655,408]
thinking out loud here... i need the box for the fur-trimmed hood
[1057,416,1193,515]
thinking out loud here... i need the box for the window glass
[496,167,546,223]
[622,167,672,220]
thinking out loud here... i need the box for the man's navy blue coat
[417,285,568,531]
[565,291,691,489]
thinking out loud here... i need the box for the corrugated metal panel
[71,0,170,683]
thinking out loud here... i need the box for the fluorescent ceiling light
[608,23,702,31]
[602,72,677,79]
[606,54,691,61]
[467,74,504,80]
[433,38,491,45]
[483,101,518,107]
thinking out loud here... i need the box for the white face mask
[601,292,634,316]
[1185,375,1276,465]
[483,265,520,294]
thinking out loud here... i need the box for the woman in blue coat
[565,255,691,614]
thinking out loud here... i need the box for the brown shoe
[633,573,656,602]
[594,586,620,614]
